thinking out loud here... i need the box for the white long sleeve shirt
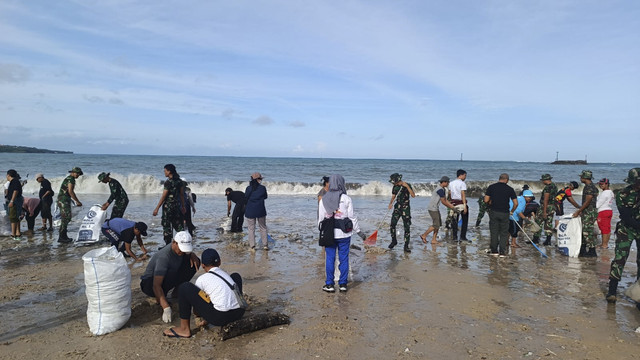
[318,194,361,239]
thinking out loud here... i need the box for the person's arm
[388,187,398,209]
[567,195,580,209]
[318,199,327,225]
[573,195,593,217]
[510,198,518,214]
[227,199,232,216]
[404,182,416,198]
[179,184,186,214]
[135,233,148,259]
[153,189,169,216]
[542,191,550,217]
[440,196,455,209]
[68,183,82,206]
[596,192,606,209]
[153,275,170,309]
[461,190,467,214]
[483,194,491,205]
[189,253,201,269]
[7,188,18,207]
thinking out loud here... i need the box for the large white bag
[0,210,11,236]
[557,216,582,257]
[75,205,107,245]
[83,246,131,335]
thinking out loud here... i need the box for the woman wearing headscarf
[153,164,186,244]
[318,174,366,293]
[6,169,24,240]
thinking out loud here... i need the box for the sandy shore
[1,223,640,360]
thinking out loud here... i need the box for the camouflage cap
[69,167,83,176]
[97,172,110,182]
[624,168,640,184]
[389,173,402,183]
[579,170,593,180]
[540,174,552,181]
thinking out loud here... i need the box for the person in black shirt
[484,173,517,256]
[6,169,24,240]
[225,187,245,233]
[36,173,54,231]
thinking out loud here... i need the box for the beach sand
[1,221,640,359]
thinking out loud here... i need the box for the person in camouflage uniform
[98,172,129,219]
[57,167,83,243]
[573,170,599,257]
[153,164,186,244]
[606,168,640,303]
[533,174,558,246]
[388,173,416,252]
[475,193,489,227]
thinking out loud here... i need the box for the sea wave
[19,172,622,197]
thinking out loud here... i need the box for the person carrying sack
[318,174,365,293]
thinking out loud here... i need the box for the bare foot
[431,240,441,245]
[195,317,208,328]
[511,243,519,248]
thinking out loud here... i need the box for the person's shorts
[429,210,442,228]
[8,205,20,223]
[597,210,613,234]
[40,198,52,218]
[555,202,564,216]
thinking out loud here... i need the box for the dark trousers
[178,274,245,326]
[140,256,197,298]
[489,211,510,253]
[231,204,245,232]
[451,201,469,239]
[25,203,42,230]
[508,219,522,238]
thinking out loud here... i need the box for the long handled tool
[364,207,392,246]
[514,218,548,258]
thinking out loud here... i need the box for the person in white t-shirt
[448,169,469,241]
[596,178,615,249]
[162,248,245,338]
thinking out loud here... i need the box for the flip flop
[420,234,427,244]
[163,328,191,339]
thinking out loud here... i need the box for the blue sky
[0,1,638,162]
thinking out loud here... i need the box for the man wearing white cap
[140,231,201,323]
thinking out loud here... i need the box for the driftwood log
[218,312,290,340]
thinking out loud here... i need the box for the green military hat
[624,168,640,184]
[540,174,552,181]
[389,173,402,183]
[98,172,110,182]
[69,167,83,176]
[579,170,593,180]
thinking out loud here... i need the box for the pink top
[22,197,41,216]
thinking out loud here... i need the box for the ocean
[1,153,638,255]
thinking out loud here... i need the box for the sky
[0,0,638,162]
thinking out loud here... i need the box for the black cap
[135,222,148,236]
[202,249,220,265]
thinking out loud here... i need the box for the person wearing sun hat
[607,168,640,303]
[533,173,558,246]
[98,172,129,219]
[572,170,599,257]
[140,231,201,323]
[56,167,83,243]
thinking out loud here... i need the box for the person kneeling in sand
[420,176,455,245]
[140,231,200,324]
[163,248,245,338]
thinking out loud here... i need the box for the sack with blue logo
[556,216,582,257]
[75,205,107,245]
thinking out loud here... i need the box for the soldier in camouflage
[573,170,599,257]
[388,173,416,252]
[98,172,129,219]
[533,174,558,246]
[475,193,489,227]
[57,167,83,243]
[153,164,186,244]
[606,168,640,303]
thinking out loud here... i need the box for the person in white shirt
[448,169,469,241]
[318,174,366,293]
[596,178,615,249]
[162,248,245,338]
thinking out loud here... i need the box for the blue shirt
[101,218,135,235]
[509,196,526,221]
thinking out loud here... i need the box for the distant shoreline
[551,160,588,165]
[0,145,72,154]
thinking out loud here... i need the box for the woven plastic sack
[83,246,131,335]
[557,216,582,257]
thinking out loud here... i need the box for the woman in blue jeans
[318,174,366,293]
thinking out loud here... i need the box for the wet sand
[2,197,640,359]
